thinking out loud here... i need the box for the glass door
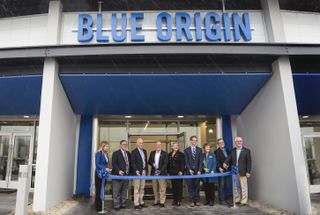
[303,135,320,193]
[177,132,186,150]
[7,134,32,188]
[0,133,33,189]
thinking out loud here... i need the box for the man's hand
[106,168,112,173]
[189,170,194,175]
[197,171,201,175]
[136,170,140,176]
[246,173,251,178]
[223,163,228,169]
[178,172,183,176]
[119,170,124,176]
[219,167,224,173]
[204,168,209,173]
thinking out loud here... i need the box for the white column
[47,0,62,44]
[90,117,99,196]
[216,116,223,139]
[260,0,286,42]
[235,57,312,214]
[33,58,77,211]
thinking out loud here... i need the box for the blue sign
[78,12,252,43]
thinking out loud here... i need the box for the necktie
[192,147,196,160]
[123,151,129,174]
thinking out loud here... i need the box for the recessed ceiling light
[177,115,184,119]
[23,115,30,118]
[124,115,132,119]
[209,129,213,133]
[302,115,310,119]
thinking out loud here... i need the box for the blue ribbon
[96,170,237,203]
[97,169,109,202]
[232,166,241,194]
[107,172,232,180]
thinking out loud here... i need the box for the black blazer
[225,147,251,176]
[111,149,131,176]
[131,148,148,175]
[184,146,203,175]
[167,151,185,175]
[214,147,230,172]
[148,150,168,175]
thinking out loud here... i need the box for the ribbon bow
[97,169,109,201]
[232,166,241,194]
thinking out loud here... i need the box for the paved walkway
[63,198,272,215]
[3,193,320,214]
[0,191,33,215]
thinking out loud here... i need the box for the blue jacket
[95,151,108,173]
[202,152,217,183]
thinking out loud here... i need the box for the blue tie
[192,147,196,160]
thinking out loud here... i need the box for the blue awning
[293,73,320,115]
[60,73,271,115]
[0,75,42,115]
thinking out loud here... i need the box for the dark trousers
[218,176,229,202]
[112,180,129,209]
[95,172,106,211]
[186,179,200,203]
[171,179,183,203]
[203,181,215,203]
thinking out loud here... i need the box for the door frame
[0,131,35,189]
[302,133,320,193]
[0,132,12,188]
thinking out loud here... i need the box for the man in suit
[148,140,168,207]
[214,138,230,205]
[131,138,148,210]
[224,137,251,206]
[111,140,131,210]
[184,135,203,207]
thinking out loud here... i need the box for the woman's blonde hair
[99,141,109,152]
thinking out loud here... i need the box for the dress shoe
[134,205,141,210]
[189,202,195,207]
[172,201,177,206]
[159,203,165,208]
[120,205,126,209]
[153,203,160,206]
[140,204,147,208]
[177,202,181,206]
[114,207,120,211]
[204,201,210,205]
[210,201,214,206]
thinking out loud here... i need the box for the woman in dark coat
[167,142,185,206]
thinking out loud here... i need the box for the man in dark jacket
[148,140,168,207]
[131,138,148,210]
[224,137,251,206]
[184,135,203,207]
[214,138,230,205]
[111,140,131,210]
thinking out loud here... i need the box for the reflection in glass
[10,136,30,181]
[0,136,10,181]
[305,137,320,185]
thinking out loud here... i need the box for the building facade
[0,0,319,214]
